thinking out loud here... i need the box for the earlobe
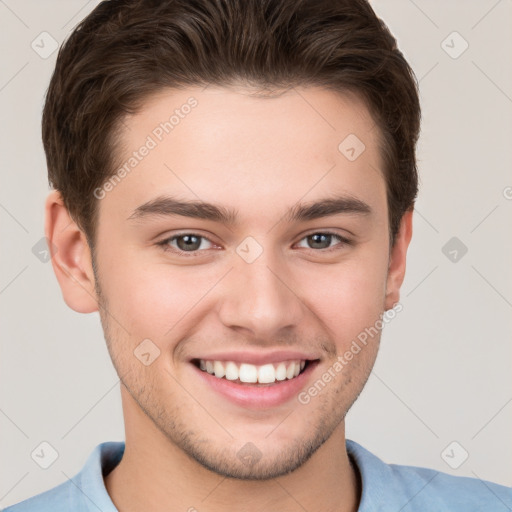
[384,209,414,311]
[45,190,99,313]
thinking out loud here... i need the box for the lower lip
[192,362,318,409]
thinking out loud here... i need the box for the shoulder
[2,479,75,512]
[387,462,512,510]
[346,439,512,511]
[2,442,124,512]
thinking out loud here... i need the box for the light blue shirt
[3,439,512,511]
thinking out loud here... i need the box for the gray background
[1,0,511,507]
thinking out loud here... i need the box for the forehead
[101,85,386,228]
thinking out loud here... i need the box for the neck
[105,392,361,512]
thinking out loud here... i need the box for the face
[86,85,403,479]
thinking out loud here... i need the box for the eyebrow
[127,194,372,225]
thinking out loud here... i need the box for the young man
[5,0,511,511]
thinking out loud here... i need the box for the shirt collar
[77,439,409,512]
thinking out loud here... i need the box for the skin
[46,85,413,512]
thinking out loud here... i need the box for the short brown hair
[42,0,420,249]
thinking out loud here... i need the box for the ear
[45,190,99,313]
[384,209,413,310]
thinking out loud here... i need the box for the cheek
[98,248,222,340]
[105,269,185,336]
[300,252,388,343]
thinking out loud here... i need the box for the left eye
[295,232,349,251]
[158,231,350,256]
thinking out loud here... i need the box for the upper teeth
[199,359,306,384]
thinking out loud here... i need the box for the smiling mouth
[192,359,315,385]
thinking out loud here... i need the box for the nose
[217,250,304,339]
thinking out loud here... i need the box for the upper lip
[191,350,320,365]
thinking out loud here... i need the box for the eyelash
[156,231,352,257]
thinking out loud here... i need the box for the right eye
[157,233,217,256]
